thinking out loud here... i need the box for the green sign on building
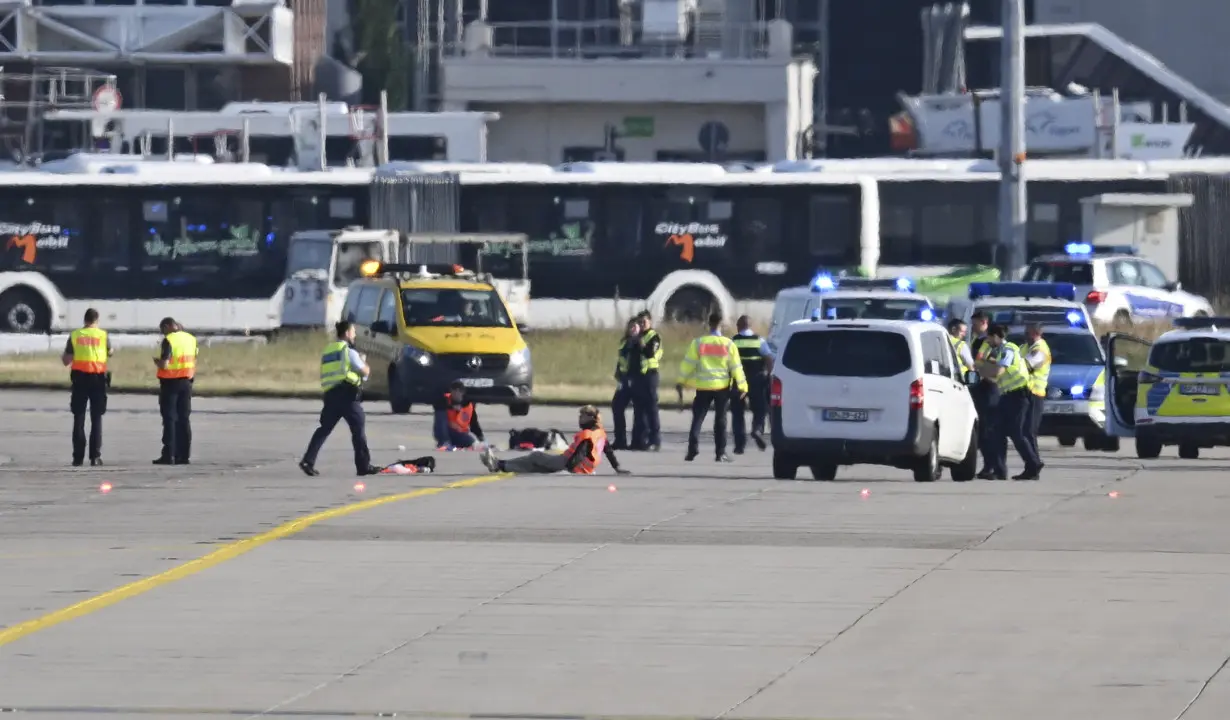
[622,116,655,138]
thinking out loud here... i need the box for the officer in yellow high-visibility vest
[976,324,1043,480]
[152,317,198,465]
[677,312,749,462]
[946,318,974,376]
[1022,322,1052,462]
[60,307,113,466]
[610,318,642,450]
[632,310,663,451]
[299,320,380,477]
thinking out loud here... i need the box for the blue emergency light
[1070,384,1086,398]
[1174,316,1230,330]
[919,307,935,321]
[1066,310,1083,325]
[811,273,835,292]
[1062,242,1137,257]
[811,307,825,321]
[810,273,915,293]
[968,282,1078,302]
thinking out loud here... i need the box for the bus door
[712,186,788,301]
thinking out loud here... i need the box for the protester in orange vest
[432,381,486,450]
[60,307,113,466]
[480,405,629,475]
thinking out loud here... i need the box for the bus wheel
[664,287,716,324]
[0,288,49,333]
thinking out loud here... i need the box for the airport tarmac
[0,389,1228,720]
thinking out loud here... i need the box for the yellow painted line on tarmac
[0,473,511,649]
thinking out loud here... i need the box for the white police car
[767,274,941,353]
[958,282,1094,330]
[770,316,978,482]
[1022,243,1212,325]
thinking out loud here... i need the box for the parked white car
[769,317,979,482]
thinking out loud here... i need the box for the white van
[770,318,979,482]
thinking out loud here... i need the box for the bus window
[919,203,976,265]
[735,197,783,261]
[92,195,132,273]
[808,192,858,265]
[0,195,83,273]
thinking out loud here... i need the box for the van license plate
[1179,384,1220,396]
[460,378,495,388]
[823,409,868,422]
[1046,402,1076,414]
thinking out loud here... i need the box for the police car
[767,274,942,353]
[959,282,1094,331]
[1105,317,1230,459]
[995,309,1123,452]
[1022,243,1212,324]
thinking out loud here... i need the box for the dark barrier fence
[1169,173,1230,301]
[370,171,461,264]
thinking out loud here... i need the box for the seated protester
[433,382,485,450]
[480,405,630,475]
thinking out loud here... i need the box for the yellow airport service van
[341,261,533,416]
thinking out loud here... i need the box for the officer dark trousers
[1028,394,1045,458]
[730,375,767,452]
[973,383,1000,473]
[158,378,193,463]
[303,384,371,473]
[611,382,639,448]
[688,389,730,458]
[70,370,107,463]
[633,371,661,448]
[997,388,1042,475]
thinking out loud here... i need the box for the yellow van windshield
[400,288,512,328]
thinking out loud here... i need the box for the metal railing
[445,20,797,61]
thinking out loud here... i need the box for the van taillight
[909,379,924,409]
[1086,290,1108,304]
[770,376,782,406]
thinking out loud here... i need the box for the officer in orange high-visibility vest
[152,317,198,465]
[60,307,113,466]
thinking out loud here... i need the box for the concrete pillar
[765,101,789,161]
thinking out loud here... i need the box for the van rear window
[781,329,912,377]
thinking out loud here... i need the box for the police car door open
[1104,333,1152,438]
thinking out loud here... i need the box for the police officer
[152,317,197,465]
[61,308,112,466]
[632,310,663,451]
[730,315,770,453]
[610,318,642,450]
[967,311,1002,479]
[1022,323,1052,462]
[947,318,974,377]
[299,320,381,477]
[977,324,1043,480]
[677,312,748,462]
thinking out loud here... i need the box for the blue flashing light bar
[1174,316,1230,329]
[1066,310,1083,325]
[1062,242,1137,257]
[810,273,915,293]
[1070,384,1086,399]
[919,307,935,322]
[968,282,1078,302]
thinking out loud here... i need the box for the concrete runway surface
[0,389,1228,720]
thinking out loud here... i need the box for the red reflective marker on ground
[353,482,366,493]
[98,482,112,494]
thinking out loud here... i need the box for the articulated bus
[3,155,1227,333]
[0,156,369,333]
